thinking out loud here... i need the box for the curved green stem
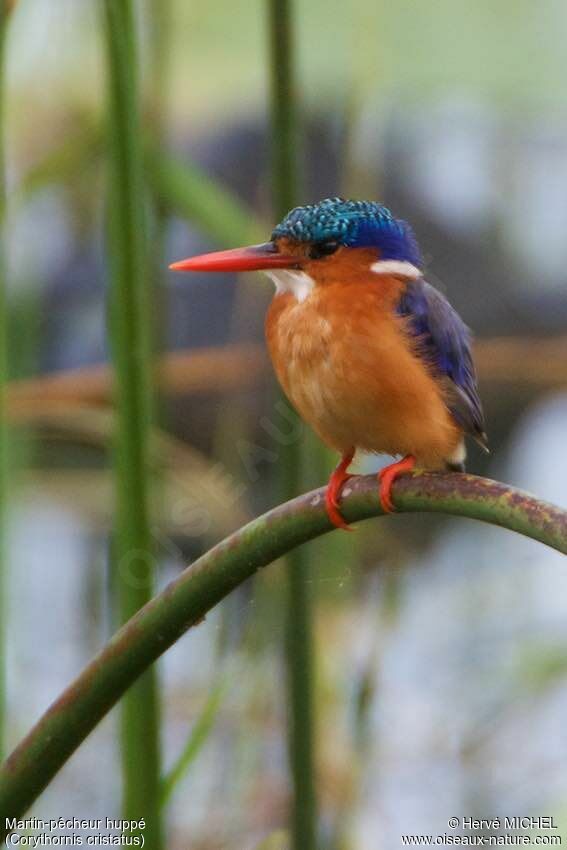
[0,472,565,830]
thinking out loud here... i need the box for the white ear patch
[265,269,315,303]
[370,260,421,279]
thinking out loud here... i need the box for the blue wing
[397,280,487,448]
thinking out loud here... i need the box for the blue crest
[272,197,422,267]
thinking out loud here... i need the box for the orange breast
[265,276,461,468]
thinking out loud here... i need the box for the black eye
[308,240,340,260]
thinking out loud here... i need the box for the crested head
[168,196,423,305]
[271,197,422,268]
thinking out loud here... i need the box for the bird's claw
[325,479,355,531]
[378,455,416,513]
[325,449,356,531]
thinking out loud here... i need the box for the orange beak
[169,242,299,273]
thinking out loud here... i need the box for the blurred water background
[3,1,567,847]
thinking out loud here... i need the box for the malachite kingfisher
[170,197,487,530]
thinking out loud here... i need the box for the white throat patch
[370,260,421,279]
[265,269,315,303]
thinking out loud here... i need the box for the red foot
[378,455,416,513]
[325,449,355,531]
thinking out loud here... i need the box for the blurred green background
[2,0,567,848]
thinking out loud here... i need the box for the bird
[170,197,487,530]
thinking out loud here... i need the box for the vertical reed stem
[0,0,9,762]
[268,3,317,849]
[103,2,162,846]
[147,0,171,267]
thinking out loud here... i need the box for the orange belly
[265,281,461,468]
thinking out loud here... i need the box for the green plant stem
[269,0,298,213]
[147,0,171,141]
[0,0,9,762]
[103,2,161,846]
[15,133,265,249]
[148,150,264,246]
[267,3,316,849]
[0,473,565,827]
[284,546,316,850]
[147,0,171,321]
[159,678,226,808]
